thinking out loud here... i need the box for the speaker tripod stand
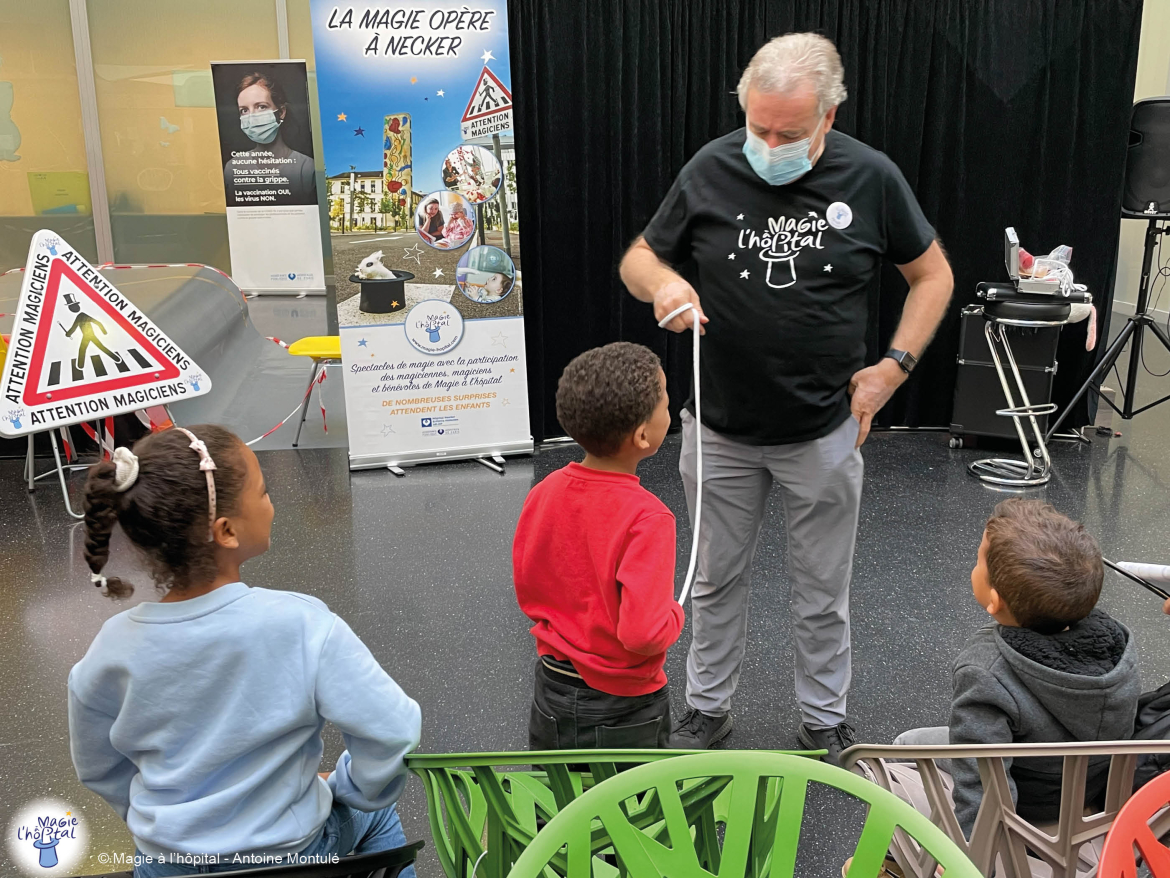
[1046,218,1170,442]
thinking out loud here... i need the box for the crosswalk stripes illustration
[45,348,151,387]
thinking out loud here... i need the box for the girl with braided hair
[69,425,421,877]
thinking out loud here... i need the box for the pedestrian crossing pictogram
[461,67,512,121]
[0,230,211,437]
[460,67,513,140]
[24,258,181,406]
[30,272,178,401]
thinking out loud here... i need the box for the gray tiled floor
[5,318,1170,876]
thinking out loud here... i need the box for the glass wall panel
[86,0,280,267]
[0,1,97,270]
[287,0,335,283]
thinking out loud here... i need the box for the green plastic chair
[406,748,824,878]
[507,752,983,878]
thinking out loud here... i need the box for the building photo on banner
[210,60,326,296]
[310,0,531,470]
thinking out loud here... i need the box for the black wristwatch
[885,349,918,374]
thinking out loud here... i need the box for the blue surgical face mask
[240,109,282,145]
[742,118,823,185]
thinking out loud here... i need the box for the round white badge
[7,798,89,877]
[404,300,464,356]
[826,202,853,230]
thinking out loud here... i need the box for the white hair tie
[112,447,139,492]
[90,572,108,589]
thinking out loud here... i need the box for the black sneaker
[669,708,733,749]
[797,721,857,767]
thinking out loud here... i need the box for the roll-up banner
[211,60,327,296]
[310,1,532,469]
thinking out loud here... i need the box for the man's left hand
[848,358,907,448]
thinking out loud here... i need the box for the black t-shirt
[642,128,936,445]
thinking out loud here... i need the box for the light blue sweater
[67,582,422,858]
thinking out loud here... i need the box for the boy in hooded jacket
[894,499,1140,837]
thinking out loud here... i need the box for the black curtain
[508,0,1144,442]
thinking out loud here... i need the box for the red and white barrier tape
[318,372,328,432]
[59,426,74,462]
[239,336,329,445]
[4,262,231,281]
[244,368,327,447]
[80,417,116,461]
[97,262,234,282]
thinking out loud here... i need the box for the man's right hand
[654,280,708,334]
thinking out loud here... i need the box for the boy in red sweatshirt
[513,342,686,749]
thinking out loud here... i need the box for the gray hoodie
[949,608,1140,836]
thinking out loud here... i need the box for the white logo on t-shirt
[826,202,853,230]
[737,211,829,289]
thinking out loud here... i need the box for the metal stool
[968,292,1072,487]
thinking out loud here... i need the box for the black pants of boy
[528,657,671,750]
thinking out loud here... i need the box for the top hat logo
[63,292,81,312]
[403,300,464,355]
[8,799,87,874]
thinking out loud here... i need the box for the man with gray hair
[619,33,953,764]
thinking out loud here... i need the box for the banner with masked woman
[211,60,326,295]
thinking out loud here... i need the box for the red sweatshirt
[512,462,685,696]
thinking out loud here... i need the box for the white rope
[471,849,489,877]
[658,302,702,605]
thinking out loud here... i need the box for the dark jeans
[528,657,671,750]
[133,801,412,877]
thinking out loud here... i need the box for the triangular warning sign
[461,66,513,123]
[0,230,211,437]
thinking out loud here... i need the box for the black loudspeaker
[1122,97,1170,218]
[951,306,1060,440]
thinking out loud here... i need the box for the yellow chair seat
[287,335,341,360]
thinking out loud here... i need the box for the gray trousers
[894,725,953,772]
[679,411,864,728]
[894,726,950,747]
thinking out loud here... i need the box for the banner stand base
[348,439,534,474]
[387,453,512,477]
[242,288,327,298]
[473,454,508,474]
